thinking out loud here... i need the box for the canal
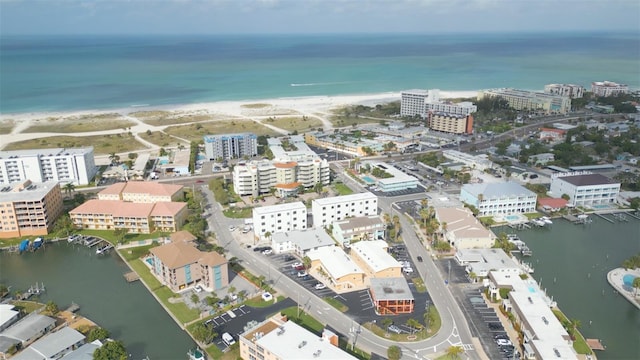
[501,216,640,360]
[0,241,195,359]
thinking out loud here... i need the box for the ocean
[1,32,639,114]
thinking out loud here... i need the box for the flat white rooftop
[307,245,364,279]
[253,201,306,216]
[313,192,376,206]
[350,240,400,273]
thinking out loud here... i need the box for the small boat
[577,214,589,220]
[96,244,112,255]
[32,237,43,251]
[541,216,553,225]
[19,239,30,253]
[187,347,206,360]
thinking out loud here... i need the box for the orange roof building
[537,197,568,211]
[98,182,183,203]
[149,236,228,292]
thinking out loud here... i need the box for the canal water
[500,216,640,360]
[0,241,195,360]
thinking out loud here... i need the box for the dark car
[417,256,423,262]
[284,255,296,262]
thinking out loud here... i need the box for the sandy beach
[0,90,477,155]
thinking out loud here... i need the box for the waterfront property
[306,245,366,292]
[0,304,19,332]
[369,277,415,315]
[331,215,385,247]
[312,192,378,228]
[148,234,229,292]
[549,172,620,208]
[460,182,537,217]
[400,89,477,118]
[0,147,97,186]
[0,180,63,239]
[400,89,430,117]
[544,84,584,99]
[455,248,522,278]
[252,201,307,240]
[239,313,358,360]
[0,314,56,353]
[203,133,258,161]
[591,81,629,97]
[12,326,85,360]
[488,271,578,360]
[478,88,571,114]
[434,207,495,249]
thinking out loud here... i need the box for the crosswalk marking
[462,344,474,350]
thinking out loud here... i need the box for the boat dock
[18,282,46,300]
[586,338,606,351]
[83,237,102,247]
[124,272,140,283]
[66,302,80,313]
[96,243,114,255]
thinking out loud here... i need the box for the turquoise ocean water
[0,32,639,114]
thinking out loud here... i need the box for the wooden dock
[124,272,140,283]
[586,338,606,351]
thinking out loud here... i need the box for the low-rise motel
[69,182,188,233]
[0,180,63,239]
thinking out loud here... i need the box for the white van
[222,332,236,346]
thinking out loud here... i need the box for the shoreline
[606,267,640,310]
[0,90,478,122]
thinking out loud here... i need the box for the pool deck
[606,267,640,310]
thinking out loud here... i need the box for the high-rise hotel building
[0,180,63,239]
[204,133,258,161]
[0,147,96,186]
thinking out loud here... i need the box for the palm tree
[421,198,428,209]
[420,208,431,229]
[406,318,422,334]
[392,215,400,242]
[303,256,312,270]
[63,182,76,199]
[569,318,581,338]
[387,345,401,360]
[424,309,435,332]
[382,318,393,335]
[445,345,464,359]
[633,277,640,297]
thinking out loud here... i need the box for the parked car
[315,283,326,290]
[388,325,402,334]
[291,262,303,268]
[261,292,273,301]
[262,249,273,255]
[228,225,236,231]
[403,267,414,274]
[284,255,296,262]
[417,256,423,262]
[297,271,308,277]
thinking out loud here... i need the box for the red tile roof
[538,197,568,208]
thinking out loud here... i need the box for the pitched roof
[97,182,126,196]
[150,241,226,269]
[170,230,197,243]
[122,182,183,197]
[435,207,493,239]
[150,202,187,217]
[273,161,297,169]
[538,197,568,208]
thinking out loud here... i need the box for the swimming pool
[623,274,636,286]
[145,258,154,266]
[362,176,376,185]
[505,215,520,221]
[591,204,611,209]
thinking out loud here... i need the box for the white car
[402,267,414,274]
[194,285,203,293]
[262,249,273,255]
[261,292,273,301]
[297,271,308,277]
[291,262,303,268]
[496,339,512,346]
[315,283,326,290]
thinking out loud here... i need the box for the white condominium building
[460,182,537,216]
[0,147,97,186]
[312,192,378,228]
[203,133,258,161]
[400,90,429,117]
[550,172,620,207]
[590,81,628,97]
[544,84,584,99]
[478,89,571,114]
[252,201,307,240]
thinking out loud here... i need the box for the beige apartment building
[0,180,63,239]
[350,240,403,278]
[149,235,228,292]
[97,182,183,203]
[428,113,474,135]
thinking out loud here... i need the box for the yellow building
[306,246,366,292]
[0,180,63,239]
[350,240,402,278]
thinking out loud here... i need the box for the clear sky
[1,0,639,35]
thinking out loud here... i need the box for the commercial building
[455,248,521,278]
[591,81,628,97]
[239,314,358,360]
[400,89,430,117]
[149,234,228,292]
[312,192,377,228]
[252,202,307,240]
[369,278,415,315]
[0,180,63,239]
[203,133,258,161]
[538,128,566,143]
[271,227,334,256]
[362,161,420,193]
[478,89,571,114]
[549,172,620,207]
[460,182,537,216]
[544,84,584,99]
[428,113,474,135]
[12,326,85,360]
[442,150,493,171]
[233,136,330,197]
[97,182,183,203]
[0,147,97,186]
[488,271,577,360]
[434,207,495,249]
[306,246,366,292]
[349,240,402,278]
[331,215,385,246]
[69,200,188,234]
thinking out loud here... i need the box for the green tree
[191,293,200,305]
[45,300,59,316]
[0,284,9,298]
[113,228,129,244]
[387,345,401,360]
[52,214,74,237]
[633,277,640,297]
[63,182,76,199]
[192,322,217,344]
[446,345,464,359]
[87,327,110,342]
[406,318,422,334]
[382,318,393,335]
[392,215,400,242]
[93,340,127,360]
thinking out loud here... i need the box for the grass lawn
[478,216,496,226]
[262,116,322,132]
[23,115,135,133]
[333,182,354,195]
[129,259,164,291]
[154,287,200,324]
[164,120,277,143]
[552,309,592,355]
[12,300,44,314]
[323,297,349,312]
[79,229,166,245]
[0,120,15,134]
[280,306,324,333]
[524,212,542,220]
[3,134,146,155]
[205,344,228,360]
[131,110,231,126]
[412,277,427,293]
[223,207,253,219]
[119,244,158,261]
[328,110,380,127]
[244,295,276,308]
